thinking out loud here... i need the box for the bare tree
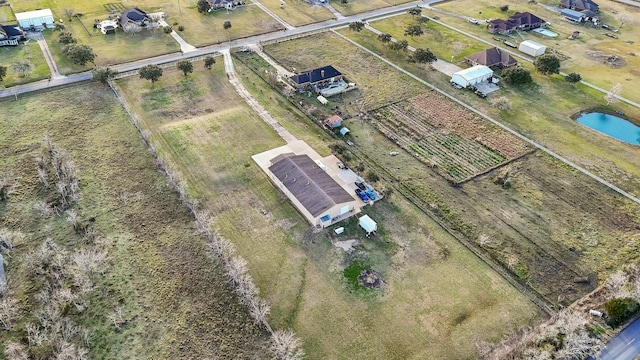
[617,13,632,28]
[0,228,23,254]
[107,306,126,331]
[270,330,305,360]
[35,201,54,218]
[122,22,143,35]
[605,83,621,105]
[477,233,491,247]
[64,9,74,21]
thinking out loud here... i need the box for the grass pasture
[260,30,640,306]
[255,0,335,27]
[330,0,415,16]
[114,58,541,359]
[0,4,15,23]
[0,42,50,86]
[0,84,268,359]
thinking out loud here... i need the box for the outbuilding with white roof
[450,65,494,88]
[15,9,55,30]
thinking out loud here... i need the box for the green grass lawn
[255,0,335,27]
[115,57,541,359]
[0,4,15,22]
[175,4,284,46]
[330,0,415,16]
[432,0,640,103]
[0,83,269,359]
[0,42,50,86]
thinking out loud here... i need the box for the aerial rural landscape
[1,0,639,359]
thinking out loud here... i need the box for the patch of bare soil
[584,50,626,68]
[358,269,384,289]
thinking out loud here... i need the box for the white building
[450,65,494,88]
[15,9,55,30]
[519,40,547,57]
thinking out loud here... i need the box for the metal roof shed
[450,65,494,88]
[518,40,547,57]
[15,9,54,30]
[359,215,377,235]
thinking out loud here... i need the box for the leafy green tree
[502,66,532,85]
[404,24,423,38]
[139,64,163,84]
[604,298,640,328]
[92,67,117,84]
[197,0,211,13]
[204,56,216,69]
[58,31,76,45]
[348,21,365,32]
[177,60,193,77]
[64,44,96,65]
[54,23,66,31]
[407,7,422,18]
[223,20,232,41]
[389,39,408,53]
[0,66,6,82]
[565,72,581,83]
[410,48,437,64]
[377,33,392,46]
[534,54,561,75]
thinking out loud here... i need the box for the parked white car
[467,18,479,24]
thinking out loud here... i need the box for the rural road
[600,318,640,360]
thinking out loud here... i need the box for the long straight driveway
[221,49,297,143]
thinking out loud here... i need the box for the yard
[330,0,414,16]
[114,58,541,359]
[432,0,640,103]
[0,83,269,359]
[255,0,335,27]
[0,41,50,86]
[258,30,640,307]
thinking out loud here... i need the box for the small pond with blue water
[577,112,640,146]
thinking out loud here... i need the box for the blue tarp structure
[339,127,350,136]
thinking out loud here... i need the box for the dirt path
[250,0,295,30]
[29,32,64,80]
[221,49,297,143]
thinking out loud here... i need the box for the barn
[518,40,547,57]
[15,9,55,30]
[252,140,360,228]
[450,65,494,88]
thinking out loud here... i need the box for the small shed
[317,95,328,105]
[325,115,343,128]
[359,215,377,236]
[15,9,55,30]
[450,65,494,88]
[518,40,546,57]
[339,127,350,136]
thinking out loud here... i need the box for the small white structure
[359,215,377,236]
[15,9,55,30]
[317,95,328,105]
[97,19,119,35]
[450,65,494,88]
[589,309,604,317]
[518,40,547,57]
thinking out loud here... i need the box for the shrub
[366,171,380,183]
[178,25,185,32]
[163,26,172,34]
[490,96,511,111]
[343,262,370,291]
[604,297,640,328]
[500,5,509,11]
[565,72,582,83]
[502,66,532,85]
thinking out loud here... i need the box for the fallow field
[113,57,541,359]
[0,84,268,358]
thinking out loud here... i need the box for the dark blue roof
[561,8,585,19]
[2,25,23,38]
[291,65,342,85]
[120,8,148,26]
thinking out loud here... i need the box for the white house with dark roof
[252,140,360,228]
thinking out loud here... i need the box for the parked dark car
[355,181,366,191]
[355,188,370,202]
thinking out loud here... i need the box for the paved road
[611,0,640,7]
[601,318,640,360]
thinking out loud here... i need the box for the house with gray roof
[560,0,599,13]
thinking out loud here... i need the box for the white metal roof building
[15,9,55,30]
[519,40,547,57]
[450,65,494,88]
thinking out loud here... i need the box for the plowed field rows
[372,93,533,183]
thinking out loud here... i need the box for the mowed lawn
[0,84,268,359]
[256,0,335,27]
[115,58,541,359]
[0,41,50,86]
[432,0,640,102]
[338,18,640,196]
[330,0,415,16]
